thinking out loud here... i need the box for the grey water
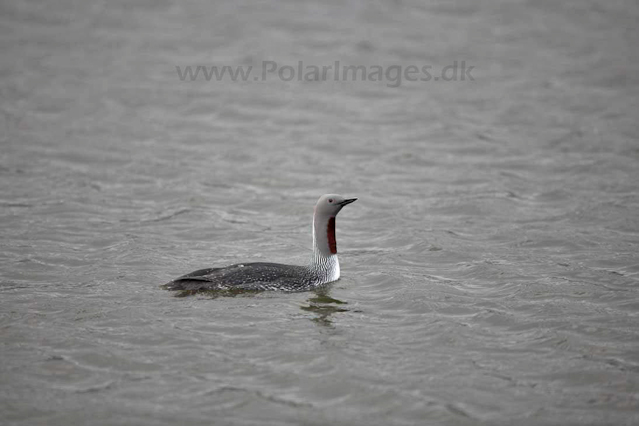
[1,0,639,425]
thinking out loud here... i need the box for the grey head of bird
[313,194,358,218]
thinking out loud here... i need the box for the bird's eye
[328,199,333,203]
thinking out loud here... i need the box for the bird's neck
[310,212,340,281]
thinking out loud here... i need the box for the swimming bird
[163,194,357,293]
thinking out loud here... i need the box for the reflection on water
[169,287,262,299]
[301,288,349,327]
[171,285,351,328]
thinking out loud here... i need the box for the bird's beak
[339,198,358,206]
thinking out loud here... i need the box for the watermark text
[176,61,475,87]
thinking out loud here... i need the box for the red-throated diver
[163,194,357,292]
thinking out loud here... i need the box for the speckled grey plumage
[164,262,319,292]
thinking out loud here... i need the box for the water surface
[1,0,639,425]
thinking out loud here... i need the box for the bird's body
[164,263,315,292]
[163,194,356,293]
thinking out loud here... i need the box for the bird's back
[163,262,314,292]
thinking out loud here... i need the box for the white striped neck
[310,214,340,283]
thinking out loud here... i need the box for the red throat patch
[327,217,337,254]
